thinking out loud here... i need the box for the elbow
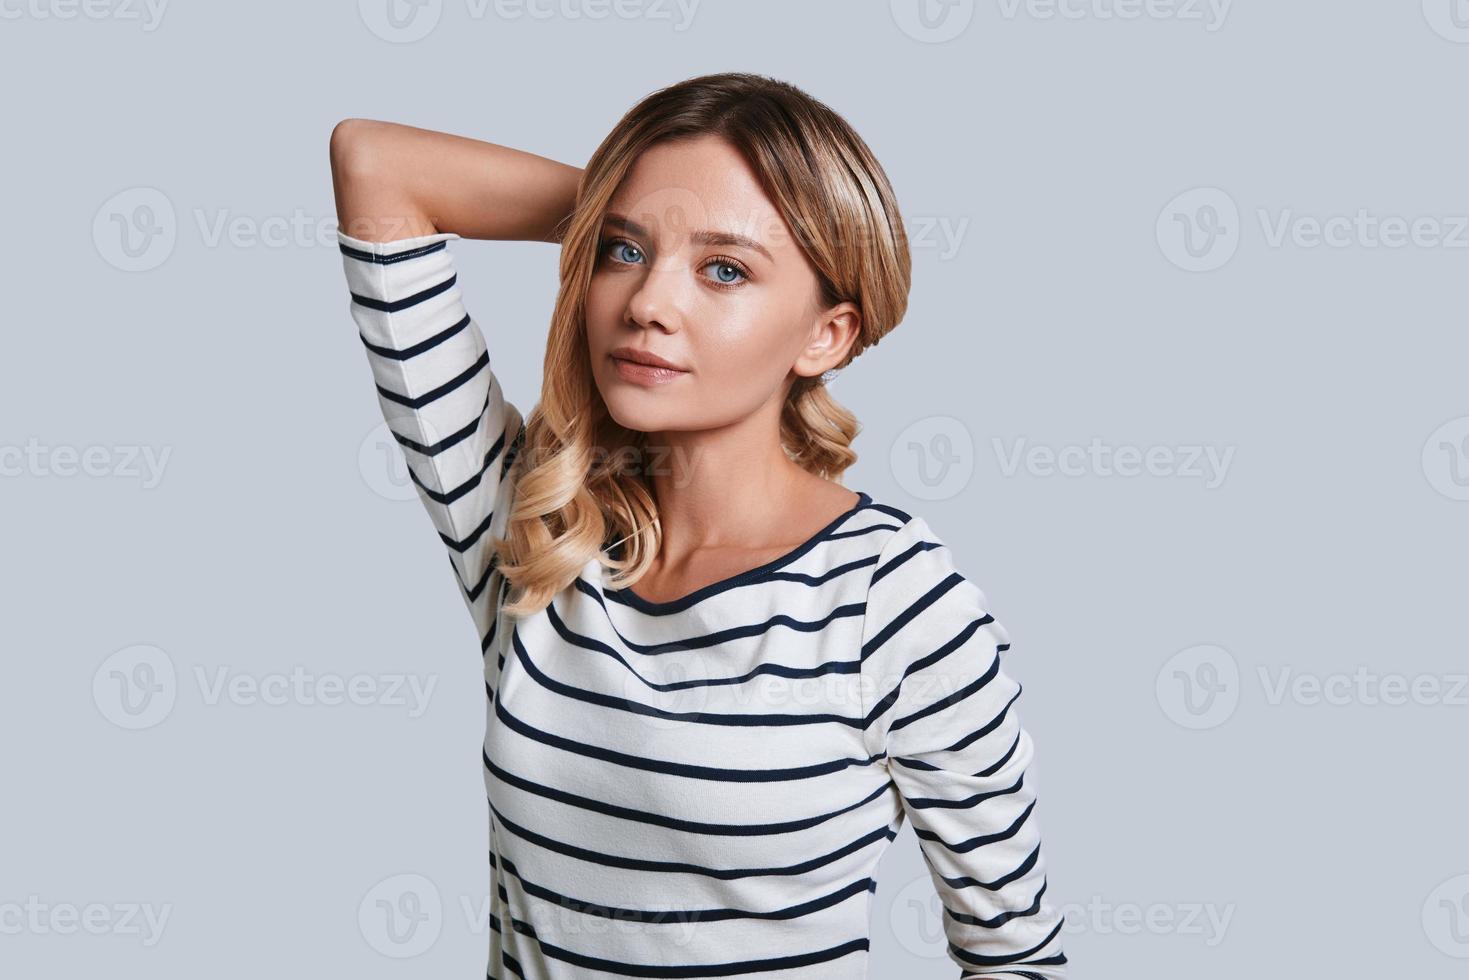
[329,118,384,183]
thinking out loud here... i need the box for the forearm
[328,117,582,245]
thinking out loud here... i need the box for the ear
[792,301,862,380]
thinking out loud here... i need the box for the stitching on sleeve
[858,516,915,760]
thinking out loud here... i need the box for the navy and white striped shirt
[337,229,1068,979]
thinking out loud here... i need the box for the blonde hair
[494,71,912,619]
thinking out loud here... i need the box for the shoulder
[857,496,1012,655]
[857,493,950,591]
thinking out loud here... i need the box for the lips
[610,347,687,372]
[609,347,689,387]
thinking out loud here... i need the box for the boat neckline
[604,489,873,614]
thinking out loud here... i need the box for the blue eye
[700,255,752,290]
[598,236,751,290]
[705,260,745,285]
[602,237,643,264]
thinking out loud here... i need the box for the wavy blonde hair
[494,71,912,619]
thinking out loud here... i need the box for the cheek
[694,297,806,392]
[583,281,619,353]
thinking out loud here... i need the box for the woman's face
[584,135,858,438]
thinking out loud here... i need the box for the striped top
[337,229,1069,979]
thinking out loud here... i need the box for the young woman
[330,72,1067,979]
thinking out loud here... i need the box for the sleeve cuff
[336,227,462,257]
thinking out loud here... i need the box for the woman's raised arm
[329,117,581,244]
[328,120,579,644]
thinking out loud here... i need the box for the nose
[625,264,684,333]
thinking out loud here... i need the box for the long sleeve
[337,229,525,640]
[860,516,1068,979]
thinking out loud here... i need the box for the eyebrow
[602,213,774,263]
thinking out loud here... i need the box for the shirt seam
[858,515,916,761]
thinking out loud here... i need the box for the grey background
[3,0,1467,976]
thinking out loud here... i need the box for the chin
[600,391,679,434]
